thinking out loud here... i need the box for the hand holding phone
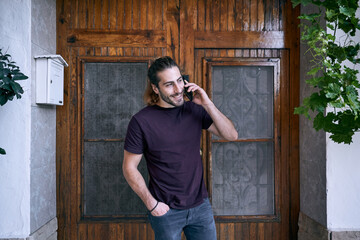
[182,75,193,101]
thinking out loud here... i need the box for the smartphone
[182,75,193,101]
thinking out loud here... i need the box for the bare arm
[185,81,238,141]
[122,150,169,216]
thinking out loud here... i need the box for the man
[123,56,238,240]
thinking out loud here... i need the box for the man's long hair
[144,56,180,106]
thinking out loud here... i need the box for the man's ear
[151,83,159,95]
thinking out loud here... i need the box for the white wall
[326,3,360,231]
[0,0,32,238]
[327,133,360,230]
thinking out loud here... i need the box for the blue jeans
[148,198,217,240]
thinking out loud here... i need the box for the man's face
[152,66,185,108]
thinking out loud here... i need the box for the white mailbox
[35,55,68,105]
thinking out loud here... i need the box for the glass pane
[212,66,274,139]
[84,142,148,215]
[211,65,275,216]
[84,62,147,139]
[211,142,274,215]
[83,62,148,216]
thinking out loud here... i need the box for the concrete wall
[0,0,32,237]
[30,0,57,234]
[299,4,327,228]
[0,0,57,238]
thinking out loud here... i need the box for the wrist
[149,201,159,213]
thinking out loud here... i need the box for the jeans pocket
[149,208,172,218]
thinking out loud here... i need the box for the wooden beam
[194,31,285,49]
[66,30,166,47]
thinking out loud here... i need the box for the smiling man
[122,56,238,240]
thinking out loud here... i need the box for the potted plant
[0,48,28,154]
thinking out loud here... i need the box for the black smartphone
[182,75,193,101]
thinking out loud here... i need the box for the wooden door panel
[57,0,299,239]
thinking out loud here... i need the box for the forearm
[203,102,238,141]
[123,165,157,211]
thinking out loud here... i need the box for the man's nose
[174,82,183,93]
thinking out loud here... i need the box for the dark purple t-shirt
[124,101,213,209]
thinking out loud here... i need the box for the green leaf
[0,147,6,155]
[12,73,28,81]
[1,83,12,91]
[307,67,321,76]
[308,92,329,113]
[299,13,322,21]
[294,105,310,119]
[292,0,313,7]
[325,83,341,99]
[0,94,8,106]
[9,81,23,94]
[339,6,356,17]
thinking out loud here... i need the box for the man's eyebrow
[162,76,183,85]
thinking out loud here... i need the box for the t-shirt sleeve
[201,106,213,130]
[124,117,144,154]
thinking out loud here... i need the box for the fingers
[184,82,202,93]
[151,202,170,217]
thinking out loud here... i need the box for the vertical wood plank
[109,0,117,29]
[212,0,220,31]
[166,0,180,62]
[228,0,235,31]
[87,0,94,29]
[250,0,257,31]
[124,0,132,29]
[227,49,235,57]
[69,47,79,240]
[133,0,140,29]
[235,0,242,31]
[148,0,155,30]
[205,0,212,31]
[146,223,155,240]
[102,0,109,29]
[140,0,148,30]
[258,0,264,30]
[180,0,195,78]
[273,0,280,31]
[220,0,228,31]
[285,2,300,238]
[117,0,125,29]
[56,0,72,238]
[155,0,163,30]
[94,0,102,29]
[279,0,284,31]
[79,0,87,28]
[108,47,117,56]
[265,0,272,30]
[198,0,205,31]
[242,0,249,30]
[72,0,79,29]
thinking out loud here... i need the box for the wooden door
[56,0,300,239]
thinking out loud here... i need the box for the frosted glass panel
[212,66,274,139]
[83,62,148,216]
[212,142,274,215]
[84,62,147,139]
[211,65,275,216]
[84,142,147,215]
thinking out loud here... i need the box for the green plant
[292,0,360,144]
[0,48,28,154]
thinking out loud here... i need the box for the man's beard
[158,89,184,107]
